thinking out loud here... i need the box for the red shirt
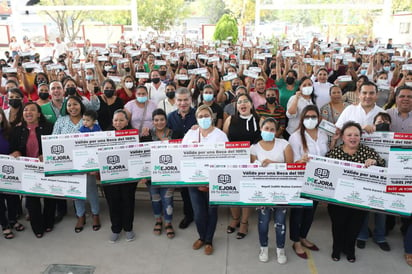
[116,88,136,104]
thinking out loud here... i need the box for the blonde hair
[195,104,213,118]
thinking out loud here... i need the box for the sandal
[153,221,163,235]
[75,215,86,233]
[227,217,240,234]
[92,215,101,231]
[165,223,175,239]
[13,222,25,232]
[3,228,14,239]
[35,233,43,238]
[45,227,53,233]
[236,222,248,239]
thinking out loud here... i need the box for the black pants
[0,194,20,228]
[180,187,193,220]
[26,197,57,235]
[289,201,318,242]
[56,199,67,216]
[328,204,366,257]
[103,182,137,233]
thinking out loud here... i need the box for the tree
[199,0,229,24]
[39,0,90,42]
[213,14,238,44]
[137,0,189,34]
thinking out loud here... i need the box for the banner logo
[159,155,172,165]
[314,168,330,179]
[218,174,231,184]
[2,165,14,174]
[51,145,64,155]
[107,155,120,165]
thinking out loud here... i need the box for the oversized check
[42,130,138,175]
[0,156,87,199]
[97,143,151,184]
[361,132,412,164]
[151,142,250,186]
[301,155,412,216]
[386,146,412,192]
[209,163,313,207]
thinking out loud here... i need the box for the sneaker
[125,231,136,242]
[277,248,287,264]
[109,233,120,243]
[259,246,269,262]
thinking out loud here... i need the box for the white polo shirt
[335,104,385,129]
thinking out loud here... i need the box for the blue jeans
[188,187,217,244]
[74,174,100,217]
[357,212,386,243]
[258,207,287,248]
[147,183,174,223]
[405,220,412,253]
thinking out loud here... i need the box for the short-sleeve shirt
[124,100,157,130]
[276,78,300,109]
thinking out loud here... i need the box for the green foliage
[137,0,189,34]
[213,14,238,44]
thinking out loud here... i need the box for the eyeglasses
[237,99,250,104]
[304,115,318,119]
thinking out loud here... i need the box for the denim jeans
[147,183,174,223]
[357,212,386,243]
[405,221,412,254]
[258,207,287,248]
[188,187,217,244]
[74,174,100,217]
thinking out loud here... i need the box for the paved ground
[0,191,410,274]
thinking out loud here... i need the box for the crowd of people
[1,34,412,267]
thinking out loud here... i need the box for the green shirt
[276,78,300,109]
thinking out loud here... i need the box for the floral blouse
[326,143,385,167]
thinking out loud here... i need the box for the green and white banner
[209,163,312,207]
[42,129,139,176]
[151,142,250,186]
[386,146,412,193]
[0,156,87,199]
[97,143,152,184]
[302,155,412,216]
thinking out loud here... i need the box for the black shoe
[376,241,391,251]
[356,240,366,249]
[179,217,193,229]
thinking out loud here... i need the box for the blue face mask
[85,75,93,81]
[197,117,212,129]
[203,94,214,102]
[390,62,396,68]
[383,66,390,72]
[360,69,367,75]
[261,131,275,141]
[136,96,148,103]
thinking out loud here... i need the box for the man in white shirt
[53,37,68,60]
[335,82,385,133]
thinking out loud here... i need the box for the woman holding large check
[288,105,329,259]
[10,102,54,238]
[182,105,229,255]
[326,121,385,263]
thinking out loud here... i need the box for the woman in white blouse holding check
[288,105,329,259]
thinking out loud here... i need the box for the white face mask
[405,82,412,87]
[301,86,313,96]
[303,118,318,129]
[104,66,112,72]
[125,82,133,89]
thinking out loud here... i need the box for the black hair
[152,108,167,120]
[340,121,363,137]
[298,105,320,153]
[373,112,391,124]
[83,109,98,121]
[21,102,47,126]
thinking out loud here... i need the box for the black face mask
[270,75,276,80]
[187,65,197,70]
[266,97,277,104]
[375,123,390,132]
[232,85,239,92]
[8,99,22,108]
[197,82,205,90]
[66,87,77,96]
[25,68,34,73]
[104,89,115,98]
[166,91,175,99]
[94,86,100,93]
[124,67,131,72]
[151,78,160,84]
[159,71,167,76]
[39,93,50,100]
[286,77,295,85]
